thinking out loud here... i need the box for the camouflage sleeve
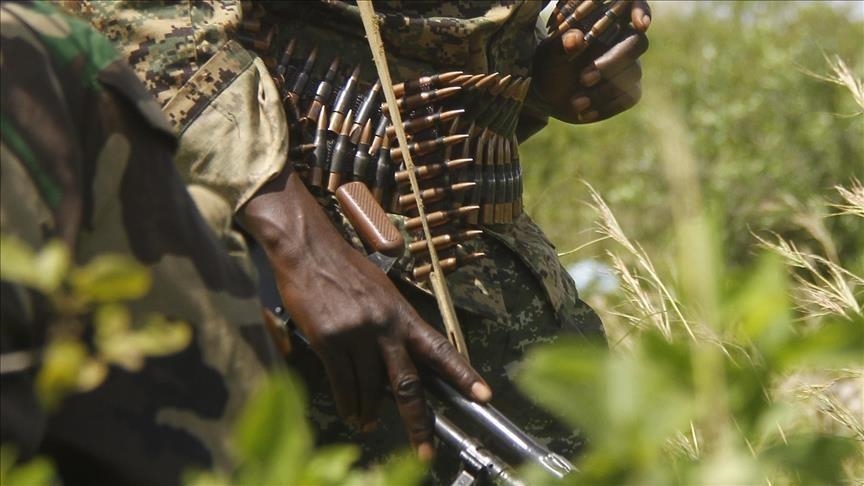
[1,2,272,482]
[57,1,289,214]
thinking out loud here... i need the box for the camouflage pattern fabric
[58,0,606,478]
[0,2,276,483]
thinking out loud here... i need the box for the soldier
[51,0,651,480]
[0,1,487,483]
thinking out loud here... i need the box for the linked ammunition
[405,205,480,231]
[394,158,473,184]
[390,134,469,162]
[329,66,361,133]
[408,230,484,254]
[412,252,485,280]
[327,108,354,192]
[398,182,475,210]
[309,105,329,188]
[393,71,463,97]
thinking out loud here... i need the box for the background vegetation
[3,1,861,485]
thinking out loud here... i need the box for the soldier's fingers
[352,339,384,431]
[561,29,586,58]
[579,31,648,87]
[595,83,642,120]
[320,349,360,424]
[631,0,652,32]
[408,321,492,403]
[379,338,435,460]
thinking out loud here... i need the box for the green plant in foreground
[0,236,192,484]
[185,370,425,486]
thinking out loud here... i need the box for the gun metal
[428,377,577,480]
[404,205,480,231]
[327,109,354,192]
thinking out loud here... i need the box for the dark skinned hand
[238,170,492,460]
[533,0,651,124]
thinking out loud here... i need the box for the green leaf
[298,444,360,485]
[32,240,71,294]
[35,338,89,410]
[234,371,311,486]
[70,254,151,302]
[134,314,192,357]
[343,452,425,486]
[94,304,144,371]
[762,434,860,484]
[725,253,792,360]
[0,236,69,293]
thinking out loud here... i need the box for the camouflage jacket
[1,2,274,482]
[60,0,601,337]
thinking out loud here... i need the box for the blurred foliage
[522,1,864,271]
[515,3,863,483]
[185,370,425,486]
[0,236,191,483]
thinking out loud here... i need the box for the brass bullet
[394,158,473,184]
[408,230,484,254]
[327,108,354,192]
[412,252,486,280]
[393,71,463,97]
[309,105,329,188]
[398,182,476,210]
[390,134,470,161]
[404,205,480,231]
[329,65,361,133]
[383,86,461,112]
[387,109,464,138]
[351,80,381,140]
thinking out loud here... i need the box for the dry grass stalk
[800,54,864,115]
[756,233,863,319]
[830,179,864,219]
[791,369,864,442]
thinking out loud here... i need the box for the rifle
[251,182,576,485]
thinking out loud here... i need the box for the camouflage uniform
[60,0,604,476]
[0,2,277,483]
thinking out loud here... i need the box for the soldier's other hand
[239,171,492,459]
[533,0,650,124]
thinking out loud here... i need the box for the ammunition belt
[235,8,535,281]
